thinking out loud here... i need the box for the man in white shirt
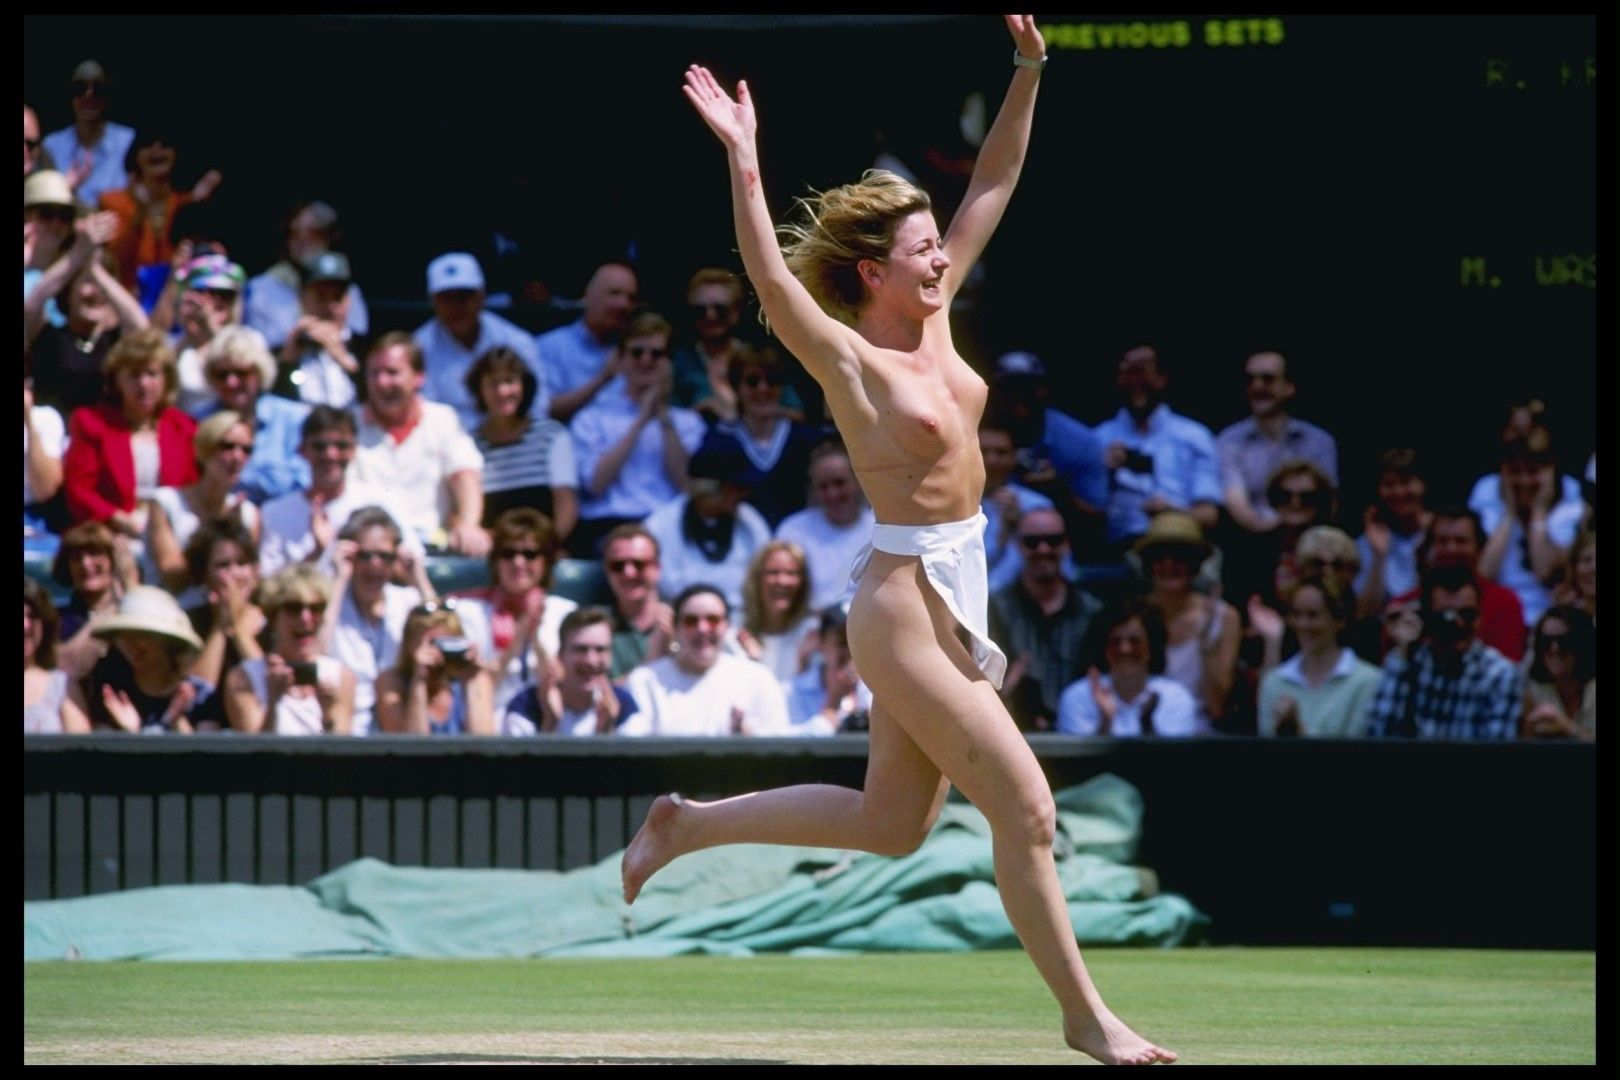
[642,435,773,612]
[415,252,546,431]
[349,333,490,556]
[775,443,876,613]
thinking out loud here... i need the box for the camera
[290,661,320,687]
[1121,449,1155,475]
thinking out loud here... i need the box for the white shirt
[240,655,345,736]
[1471,494,1585,627]
[774,505,876,613]
[620,654,790,737]
[644,495,773,613]
[350,401,483,543]
[257,480,424,579]
[415,312,547,434]
[725,613,820,690]
[329,583,421,736]
[1055,673,1199,737]
[24,404,66,508]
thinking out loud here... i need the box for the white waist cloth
[846,511,1007,689]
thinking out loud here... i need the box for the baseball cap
[426,252,485,296]
[180,254,247,292]
[301,251,352,287]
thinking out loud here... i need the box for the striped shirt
[474,418,576,495]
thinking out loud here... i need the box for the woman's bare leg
[621,699,949,903]
[844,555,1176,1065]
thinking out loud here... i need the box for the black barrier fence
[23,736,1596,949]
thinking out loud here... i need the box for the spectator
[1476,425,1584,628]
[1256,574,1381,738]
[27,237,147,415]
[1294,525,1382,664]
[24,371,67,547]
[1229,459,1339,609]
[271,251,361,408]
[785,604,871,735]
[986,352,1108,554]
[988,507,1103,731]
[49,520,134,679]
[569,311,705,554]
[464,346,578,537]
[601,523,675,680]
[452,508,578,714]
[541,261,640,424]
[23,103,48,177]
[97,131,222,292]
[143,409,261,596]
[24,170,121,345]
[1093,345,1221,550]
[41,60,136,209]
[194,326,311,505]
[1519,605,1595,741]
[712,344,823,528]
[1366,563,1522,740]
[373,601,496,736]
[170,253,250,416]
[244,199,370,350]
[415,252,545,431]
[501,606,638,736]
[1137,512,1241,733]
[979,413,1069,593]
[70,585,205,733]
[351,333,490,556]
[1386,506,1526,664]
[258,406,421,578]
[774,442,877,613]
[1467,399,1584,516]
[1216,349,1339,537]
[671,267,807,426]
[62,328,198,534]
[620,585,790,736]
[643,434,773,612]
[180,518,266,734]
[1551,529,1597,625]
[1055,598,1199,737]
[223,564,355,735]
[733,540,820,689]
[1353,447,1431,621]
[320,507,434,737]
[24,576,92,734]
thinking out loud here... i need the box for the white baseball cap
[426,252,485,297]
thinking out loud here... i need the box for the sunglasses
[217,440,254,455]
[208,367,256,382]
[411,600,459,617]
[1303,557,1357,571]
[1019,533,1067,550]
[1268,488,1324,508]
[307,438,355,452]
[281,601,327,616]
[740,374,775,389]
[625,345,669,361]
[1537,633,1571,650]
[680,613,725,629]
[497,547,543,563]
[71,80,107,96]
[607,558,653,573]
[689,302,734,318]
[354,550,396,564]
[1435,608,1480,626]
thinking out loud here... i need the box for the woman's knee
[990,792,1058,851]
[863,809,935,857]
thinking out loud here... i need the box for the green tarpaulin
[24,774,1208,961]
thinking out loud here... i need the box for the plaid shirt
[1366,640,1523,740]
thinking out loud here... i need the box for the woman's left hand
[1006,14,1045,60]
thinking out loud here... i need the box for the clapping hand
[1272,693,1302,738]
[100,684,143,733]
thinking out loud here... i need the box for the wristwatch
[1013,50,1047,72]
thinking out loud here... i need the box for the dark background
[24,13,1601,516]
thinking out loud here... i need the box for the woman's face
[132,140,175,181]
[68,272,111,327]
[205,539,258,596]
[115,361,167,419]
[69,545,114,597]
[479,370,526,421]
[493,533,548,596]
[1377,470,1426,520]
[759,549,803,616]
[273,596,326,661]
[675,593,728,672]
[24,602,42,666]
[1148,552,1195,593]
[737,364,781,420]
[207,422,254,486]
[1271,474,1327,529]
[689,284,740,342]
[114,631,170,673]
[1103,617,1150,681]
[1503,459,1553,513]
[873,210,949,318]
[1286,585,1341,651]
[1535,616,1575,681]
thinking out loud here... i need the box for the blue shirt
[570,386,706,522]
[536,317,616,402]
[981,482,1082,593]
[417,311,547,434]
[1038,408,1110,510]
[1093,404,1222,544]
[42,122,136,209]
[197,394,312,505]
[1215,414,1340,507]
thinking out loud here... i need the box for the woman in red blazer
[63,327,199,534]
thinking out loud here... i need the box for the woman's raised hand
[1005,14,1045,59]
[683,65,756,149]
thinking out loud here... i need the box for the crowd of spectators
[23,61,1597,744]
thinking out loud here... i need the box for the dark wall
[24,13,1599,510]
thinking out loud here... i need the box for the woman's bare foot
[622,793,686,904]
[1065,1009,1178,1065]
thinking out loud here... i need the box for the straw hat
[24,169,78,212]
[90,586,204,654]
[1133,511,1213,562]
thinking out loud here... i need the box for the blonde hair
[203,325,277,386]
[686,266,742,305]
[741,540,812,636]
[193,409,248,468]
[257,563,333,615]
[778,169,932,327]
[103,327,179,408]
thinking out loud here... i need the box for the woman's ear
[857,259,883,288]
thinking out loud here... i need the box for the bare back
[819,313,988,526]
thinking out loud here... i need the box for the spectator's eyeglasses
[308,438,354,452]
[680,613,725,629]
[1538,633,1570,651]
[497,547,542,563]
[354,550,396,564]
[281,601,327,616]
[740,374,774,389]
[207,367,255,383]
[625,346,668,361]
[1436,608,1479,626]
[217,440,254,455]
[689,302,732,318]
[1303,557,1357,571]
[607,558,653,573]
[1019,533,1067,550]
[1247,372,1281,385]
[411,600,458,617]
[1268,487,1324,508]
[24,137,41,152]
[71,80,107,97]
